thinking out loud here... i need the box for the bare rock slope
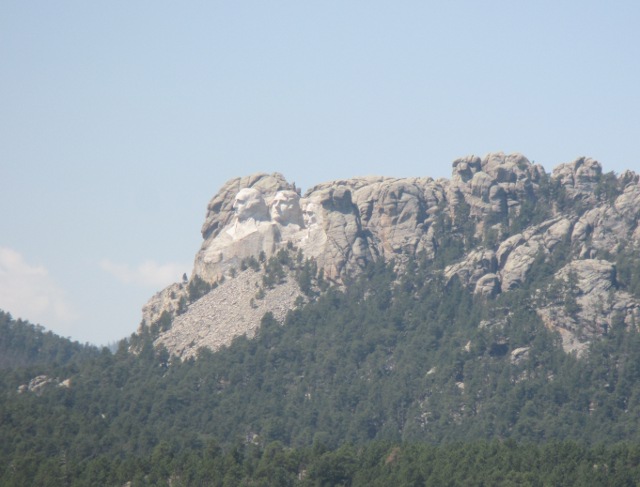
[156,269,301,360]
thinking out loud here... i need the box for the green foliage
[509,192,549,235]
[615,246,640,299]
[176,295,188,315]
[0,310,98,369]
[432,208,465,268]
[542,176,571,213]
[5,165,640,483]
[296,258,319,296]
[263,256,286,288]
[595,170,622,204]
[4,435,640,486]
[563,270,581,317]
[241,255,261,272]
[5,251,640,483]
[187,275,212,302]
[150,311,173,336]
[458,201,478,251]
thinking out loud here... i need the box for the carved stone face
[302,199,321,228]
[233,188,268,222]
[270,190,303,226]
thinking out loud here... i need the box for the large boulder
[444,249,497,291]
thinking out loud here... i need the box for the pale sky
[2,1,639,345]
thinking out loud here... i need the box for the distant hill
[0,310,98,369]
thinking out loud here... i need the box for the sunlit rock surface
[142,153,640,358]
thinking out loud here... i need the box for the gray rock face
[552,157,602,205]
[187,152,549,292]
[571,182,640,258]
[449,152,544,232]
[495,217,574,291]
[444,249,497,290]
[142,152,640,358]
[350,176,445,260]
[17,375,70,395]
[304,185,373,280]
[537,260,640,355]
[185,152,550,292]
[474,273,501,297]
[142,283,188,331]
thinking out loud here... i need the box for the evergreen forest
[4,239,640,485]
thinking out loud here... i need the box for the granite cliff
[141,153,640,358]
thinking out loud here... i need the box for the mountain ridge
[141,152,640,359]
[6,154,640,483]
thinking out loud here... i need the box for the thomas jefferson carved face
[270,190,304,226]
[233,188,268,222]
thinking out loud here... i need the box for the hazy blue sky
[2,1,639,345]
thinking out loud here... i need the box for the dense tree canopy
[3,247,640,484]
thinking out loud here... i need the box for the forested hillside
[0,310,97,370]
[4,251,640,484]
[5,155,640,484]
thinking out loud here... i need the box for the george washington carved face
[233,188,269,222]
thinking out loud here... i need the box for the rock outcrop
[141,152,640,359]
[184,152,553,294]
[154,268,302,360]
[537,259,640,355]
[17,375,70,395]
[142,283,188,329]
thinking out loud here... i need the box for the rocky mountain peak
[142,153,640,359]
[552,157,603,204]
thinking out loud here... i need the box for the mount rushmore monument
[141,152,640,358]
[193,187,327,283]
